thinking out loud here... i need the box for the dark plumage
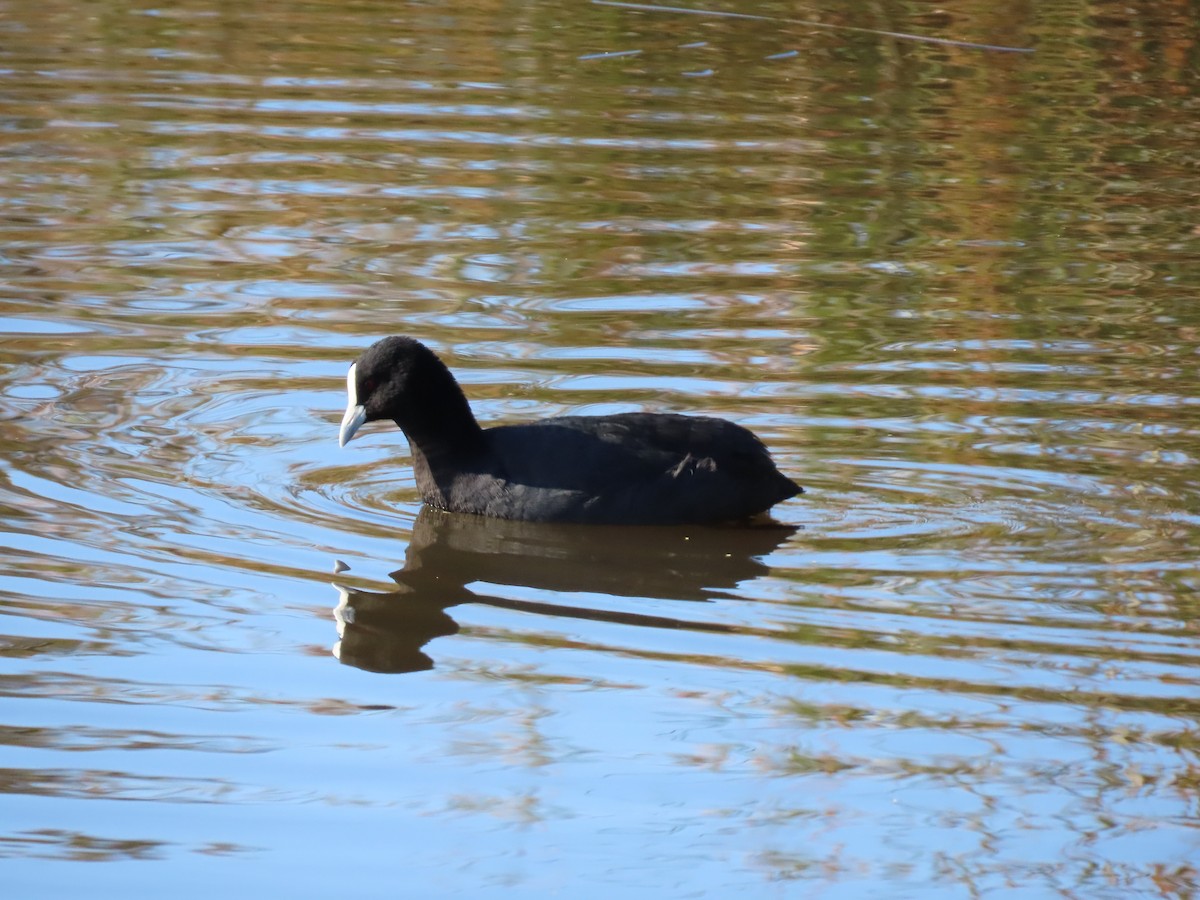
[338,336,802,525]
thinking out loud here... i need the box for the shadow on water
[332,507,796,673]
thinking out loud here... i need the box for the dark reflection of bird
[332,506,796,674]
[338,336,802,525]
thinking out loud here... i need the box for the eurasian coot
[338,336,802,525]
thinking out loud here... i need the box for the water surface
[2,0,1198,896]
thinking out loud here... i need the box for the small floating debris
[579,49,645,61]
[592,0,1034,53]
[333,559,350,574]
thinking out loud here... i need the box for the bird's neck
[393,359,485,465]
[397,409,483,462]
[400,404,484,511]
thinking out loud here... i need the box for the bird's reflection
[333,507,796,674]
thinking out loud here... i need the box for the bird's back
[432,412,801,524]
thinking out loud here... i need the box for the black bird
[338,336,802,525]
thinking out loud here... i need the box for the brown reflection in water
[333,505,795,673]
[0,827,260,862]
[0,766,239,803]
[0,723,272,755]
[0,828,168,862]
